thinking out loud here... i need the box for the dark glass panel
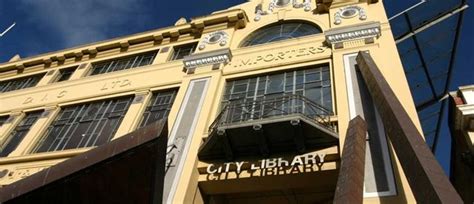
[170,43,197,61]
[34,96,133,153]
[54,67,77,82]
[90,51,157,76]
[0,111,43,157]
[139,89,178,128]
[0,73,45,93]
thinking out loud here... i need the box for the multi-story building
[0,0,463,203]
[449,85,474,203]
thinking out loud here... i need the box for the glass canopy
[386,0,467,152]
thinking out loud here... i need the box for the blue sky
[0,0,473,174]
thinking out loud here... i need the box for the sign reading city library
[206,153,326,174]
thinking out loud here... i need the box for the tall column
[164,77,211,204]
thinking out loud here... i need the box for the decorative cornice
[0,9,247,72]
[325,22,381,46]
[183,48,232,72]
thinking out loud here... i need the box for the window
[240,21,322,47]
[222,65,332,121]
[89,51,157,76]
[139,89,178,128]
[33,96,134,153]
[170,43,197,61]
[53,67,77,83]
[0,111,43,157]
[0,115,9,127]
[0,73,45,93]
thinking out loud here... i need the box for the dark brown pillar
[356,51,462,204]
[334,116,367,204]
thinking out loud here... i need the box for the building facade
[449,85,474,203]
[0,0,456,203]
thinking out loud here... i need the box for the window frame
[138,88,179,128]
[32,95,134,153]
[88,50,158,76]
[220,63,334,123]
[0,111,44,157]
[169,42,198,61]
[0,72,46,93]
[239,21,323,48]
[51,66,78,83]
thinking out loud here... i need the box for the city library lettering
[206,153,327,175]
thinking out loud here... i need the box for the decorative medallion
[273,0,290,7]
[199,31,229,50]
[334,6,367,25]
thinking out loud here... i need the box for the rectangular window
[223,65,332,107]
[139,89,178,128]
[0,73,45,93]
[0,115,9,127]
[170,43,197,61]
[0,111,43,157]
[221,65,332,124]
[89,51,158,76]
[33,96,134,153]
[53,67,77,83]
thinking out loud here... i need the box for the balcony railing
[209,94,333,132]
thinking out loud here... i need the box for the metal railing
[209,94,333,132]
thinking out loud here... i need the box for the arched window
[240,21,322,47]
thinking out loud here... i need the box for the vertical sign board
[163,78,210,204]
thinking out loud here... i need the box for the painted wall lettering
[22,90,68,104]
[231,46,327,68]
[100,79,132,91]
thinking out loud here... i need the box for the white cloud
[18,0,154,47]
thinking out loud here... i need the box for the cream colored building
[449,85,474,203]
[0,0,447,203]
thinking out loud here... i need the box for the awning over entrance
[0,120,168,204]
[198,95,339,161]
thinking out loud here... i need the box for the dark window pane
[90,51,157,76]
[0,111,43,157]
[0,73,45,93]
[33,96,133,153]
[170,43,197,60]
[0,115,9,127]
[139,89,178,128]
[266,73,284,94]
[54,67,77,83]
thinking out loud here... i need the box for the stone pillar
[334,116,366,204]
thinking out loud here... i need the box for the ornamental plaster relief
[0,161,62,186]
[254,0,313,22]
